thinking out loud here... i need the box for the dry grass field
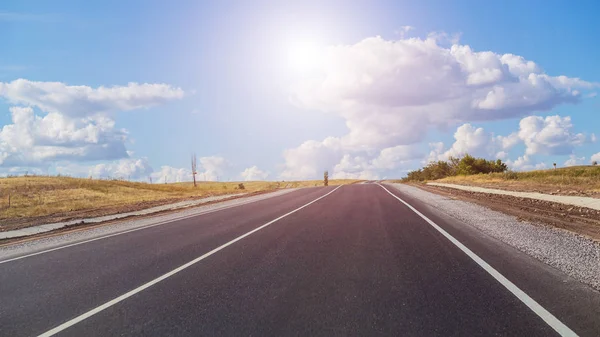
[435,166,600,197]
[0,176,360,229]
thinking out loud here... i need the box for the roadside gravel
[0,188,297,262]
[390,183,600,291]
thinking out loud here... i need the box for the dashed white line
[36,185,342,337]
[377,183,578,337]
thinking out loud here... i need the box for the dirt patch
[414,183,600,242]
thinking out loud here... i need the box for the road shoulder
[384,183,600,336]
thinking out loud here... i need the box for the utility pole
[191,153,198,187]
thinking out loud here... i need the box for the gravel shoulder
[389,183,600,291]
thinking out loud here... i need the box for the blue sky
[1,0,599,181]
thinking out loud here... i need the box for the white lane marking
[0,190,302,265]
[36,185,342,337]
[377,183,578,337]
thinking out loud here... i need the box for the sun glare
[286,40,322,72]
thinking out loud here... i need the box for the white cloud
[332,154,379,179]
[89,157,153,179]
[198,156,228,181]
[371,145,422,170]
[241,166,269,181]
[0,106,128,166]
[506,155,547,171]
[0,79,184,117]
[281,137,344,180]
[291,36,595,150]
[282,34,597,179]
[150,156,228,183]
[151,166,192,184]
[0,79,184,168]
[591,153,600,164]
[425,115,592,171]
[441,124,492,160]
[280,137,422,180]
[518,115,587,155]
[564,155,586,167]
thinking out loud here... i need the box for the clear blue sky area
[1,0,598,181]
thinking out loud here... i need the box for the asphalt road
[1,184,599,336]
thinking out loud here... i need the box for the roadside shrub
[403,154,508,182]
[237,183,245,190]
[503,170,519,180]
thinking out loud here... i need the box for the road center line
[36,185,342,337]
[377,183,577,337]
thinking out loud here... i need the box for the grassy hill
[0,176,360,229]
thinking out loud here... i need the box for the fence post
[8,194,10,208]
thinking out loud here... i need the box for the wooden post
[8,194,10,208]
[324,170,329,186]
[191,153,198,187]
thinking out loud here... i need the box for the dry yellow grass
[0,176,360,223]
[436,166,600,195]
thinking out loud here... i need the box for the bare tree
[191,153,198,187]
[324,170,329,186]
[553,163,557,169]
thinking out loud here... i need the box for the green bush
[403,154,508,182]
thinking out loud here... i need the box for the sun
[286,40,322,72]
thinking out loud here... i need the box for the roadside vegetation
[0,176,360,226]
[398,154,600,196]
[437,165,600,195]
[401,154,508,182]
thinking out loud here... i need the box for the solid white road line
[377,183,578,337]
[0,189,299,265]
[36,185,342,337]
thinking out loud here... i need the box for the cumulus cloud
[430,124,495,162]
[371,145,422,170]
[198,156,228,181]
[241,166,269,181]
[425,115,592,171]
[281,137,344,180]
[591,152,600,164]
[291,36,595,148]
[564,155,586,167]
[151,166,192,184]
[517,115,587,155]
[0,79,184,168]
[150,156,228,183]
[0,79,184,117]
[89,157,153,179]
[282,34,596,179]
[506,155,547,171]
[0,106,128,166]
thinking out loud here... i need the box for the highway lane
[0,186,337,336]
[1,184,599,336]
